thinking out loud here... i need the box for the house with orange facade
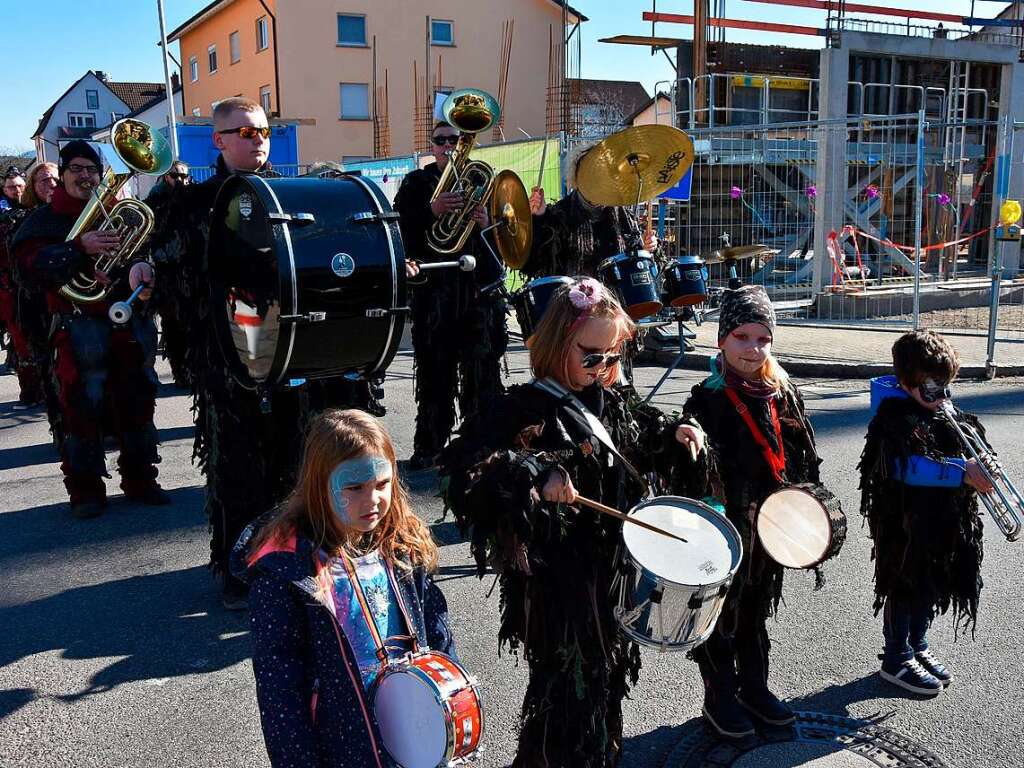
[169,0,585,165]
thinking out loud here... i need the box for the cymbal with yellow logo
[575,125,694,206]
[489,169,533,269]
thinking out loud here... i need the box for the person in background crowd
[11,141,167,518]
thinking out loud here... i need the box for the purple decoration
[730,186,743,200]
[937,193,951,206]
[865,184,879,200]
[806,185,817,199]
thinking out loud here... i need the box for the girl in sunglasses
[440,277,706,767]
[861,330,993,698]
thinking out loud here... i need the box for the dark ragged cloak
[858,396,985,632]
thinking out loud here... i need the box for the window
[67,113,96,128]
[189,56,199,82]
[337,14,367,46]
[256,16,269,50]
[430,19,454,46]
[339,83,370,119]
[230,31,240,63]
[260,85,272,114]
[208,44,218,73]
[86,89,99,109]
[192,107,201,117]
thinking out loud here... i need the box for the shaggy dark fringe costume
[681,378,822,697]
[441,382,705,767]
[525,190,644,280]
[150,157,382,576]
[393,162,507,460]
[858,396,985,632]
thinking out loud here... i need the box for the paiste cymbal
[490,169,533,269]
[575,125,695,206]
[703,244,773,264]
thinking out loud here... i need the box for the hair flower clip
[568,277,604,311]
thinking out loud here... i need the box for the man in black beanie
[11,140,168,518]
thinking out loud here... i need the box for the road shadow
[0,563,250,721]
[0,485,205,565]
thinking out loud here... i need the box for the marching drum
[756,484,846,569]
[373,651,484,768]
[512,276,573,345]
[208,174,407,388]
[663,254,709,307]
[611,496,742,652]
[597,252,663,320]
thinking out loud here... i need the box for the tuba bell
[59,118,173,304]
[426,89,501,255]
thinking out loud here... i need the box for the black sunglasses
[432,135,460,146]
[580,349,622,369]
[218,125,271,139]
[918,378,952,403]
[168,173,190,180]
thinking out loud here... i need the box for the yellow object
[999,199,1022,227]
[731,75,810,91]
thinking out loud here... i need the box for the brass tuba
[60,118,173,304]
[426,89,501,255]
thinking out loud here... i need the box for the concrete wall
[177,0,277,118]
[34,73,131,164]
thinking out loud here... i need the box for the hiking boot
[702,692,756,739]
[71,501,106,519]
[222,577,250,611]
[914,649,952,686]
[738,687,796,726]
[128,486,172,506]
[407,452,437,472]
[880,657,943,696]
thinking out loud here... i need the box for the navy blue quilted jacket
[231,525,456,768]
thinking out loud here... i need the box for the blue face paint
[328,455,392,523]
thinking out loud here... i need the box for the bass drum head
[623,496,742,587]
[374,670,447,768]
[209,174,406,388]
[757,486,832,568]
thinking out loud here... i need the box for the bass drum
[208,174,406,388]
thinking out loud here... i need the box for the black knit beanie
[717,284,776,340]
[58,140,103,176]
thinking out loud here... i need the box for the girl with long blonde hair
[441,277,706,768]
[679,285,824,739]
[234,409,454,768]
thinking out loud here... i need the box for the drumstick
[536,131,550,192]
[575,495,689,544]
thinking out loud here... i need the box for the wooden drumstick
[575,494,688,544]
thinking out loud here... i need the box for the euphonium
[426,89,501,255]
[60,118,173,304]
[938,400,1023,541]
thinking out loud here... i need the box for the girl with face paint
[678,285,828,739]
[440,278,707,768]
[233,409,458,768]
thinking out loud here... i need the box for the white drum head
[374,670,446,768]
[757,487,830,568]
[623,497,741,586]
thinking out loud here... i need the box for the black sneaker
[702,693,756,739]
[880,657,943,696]
[407,452,437,472]
[737,687,796,726]
[222,578,249,611]
[71,501,106,519]
[914,649,952,686]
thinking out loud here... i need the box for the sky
[0,0,1014,153]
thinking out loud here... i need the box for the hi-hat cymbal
[575,125,694,207]
[490,170,533,269]
[703,244,773,264]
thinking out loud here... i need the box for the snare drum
[663,255,709,307]
[611,496,742,652]
[756,484,846,569]
[512,276,573,345]
[373,651,483,768]
[598,252,663,320]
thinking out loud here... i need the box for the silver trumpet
[938,401,1023,541]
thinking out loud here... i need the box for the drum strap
[531,377,649,493]
[338,554,418,666]
[724,387,786,484]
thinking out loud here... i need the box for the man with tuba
[11,140,167,519]
[394,117,508,471]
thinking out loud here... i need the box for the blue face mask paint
[328,455,392,523]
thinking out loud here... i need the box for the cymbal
[703,244,773,264]
[490,170,532,269]
[575,125,694,207]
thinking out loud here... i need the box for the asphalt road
[1,346,1022,768]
